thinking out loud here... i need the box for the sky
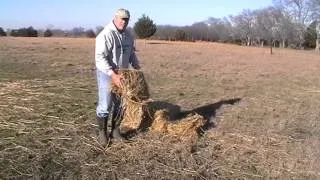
[0,0,273,30]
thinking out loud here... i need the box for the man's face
[114,16,129,31]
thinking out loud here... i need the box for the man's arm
[128,35,140,70]
[95,32,115,76]
[129,50,141,70]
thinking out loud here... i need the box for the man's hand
[111,71,123,88]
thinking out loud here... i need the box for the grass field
[1,37,320,179]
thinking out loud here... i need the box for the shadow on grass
[147,42,173,45]
[137,98,241,133]
[175,98,241,131]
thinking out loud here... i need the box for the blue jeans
[96,70,112,118]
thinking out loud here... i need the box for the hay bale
[166,113,205,140]
[111,69,205,140]
[150,110,205,140]
[112,69,149,101]
[150,110,169,133]
[120,99,147,131]
[112,69,150,132]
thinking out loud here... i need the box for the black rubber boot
[110,93,126,141]
[111,126,125,140]
[97,116,109,146]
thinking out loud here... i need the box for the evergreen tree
[0,27,6,36]
[44,29,53,37]
[304,21,317,49]
[27,26,38,37]
[133,14,157,39]
[10,26,38,37]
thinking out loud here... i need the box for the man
[95,8,140,145]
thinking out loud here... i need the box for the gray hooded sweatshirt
[95,21,140,76]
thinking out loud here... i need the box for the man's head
[113,8,130,32]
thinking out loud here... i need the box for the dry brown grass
[1,37,320,179]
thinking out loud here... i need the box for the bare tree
[153,25,180,41]
[230,9,255,46]
[309,0,320,17]
[274,0,313,24]
[260,7,297,48]
[253,7,291,53]
[71,27,85,37]
[308,0,320,51]
[273,0,314,48]
[190,22,210,41]
[85,29,96,38]
[95,26,104,36]
[205,17,233,42]
[254,7,278,47]
[316,22,320,51]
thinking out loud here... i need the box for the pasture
[0,37,320,179]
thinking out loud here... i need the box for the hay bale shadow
[138,101,181,132]
[137,98,241,134]
[147,42,173,45]
[175,98,241,131]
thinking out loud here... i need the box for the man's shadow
[138,98,241,132]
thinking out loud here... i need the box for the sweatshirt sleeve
[95,32,114,75]
[129,39,141,69]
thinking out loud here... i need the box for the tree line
[152,0,320,51]
[0,26,97,38]
[0,16,157,39]
[1,0,319,51]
